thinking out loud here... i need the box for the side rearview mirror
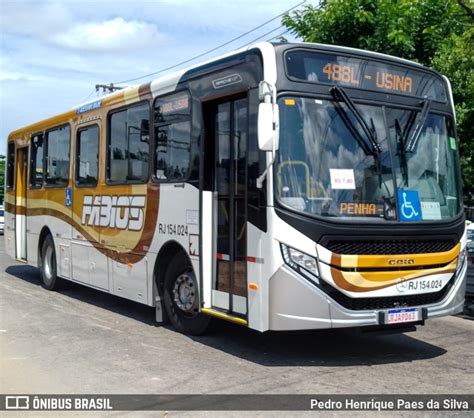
[258,102,279,152]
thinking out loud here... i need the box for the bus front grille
[325,239,456,255]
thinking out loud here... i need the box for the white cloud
[0,0,301,153]
[1,2,165,53]
[0,1,72,37]
[0,71,44,82]
[51,17,165,52]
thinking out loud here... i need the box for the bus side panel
[4,196,15,259]
[25,188,46,268]
[110,255,148,303]
[146,183,201,306]
[25,214,41,267]
[27,188,73,277]
[71,180,107,291]
[93,184,149,302]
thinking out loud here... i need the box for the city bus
[4,42,468,335]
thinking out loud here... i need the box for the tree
[282,0,473,200]
[432,27,474,197]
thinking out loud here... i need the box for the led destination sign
[286,50,446,100]
[159,94,189,114]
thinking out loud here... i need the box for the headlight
[456,249,467,276]
[280,243,320,281]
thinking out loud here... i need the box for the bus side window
[30,133,44,188]
[45,125,70,187]
[154,91,191,182]
[6,141,15,189]
[107,102,150,184]
[76,125,99,187]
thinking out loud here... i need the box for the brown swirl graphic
[10,184,160,264]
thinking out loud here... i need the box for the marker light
[280,243,319,280]
[456,249,467,276]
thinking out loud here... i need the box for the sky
[0,0,305,155]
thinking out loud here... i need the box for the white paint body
[4,42,467,332]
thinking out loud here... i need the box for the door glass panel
[213,98,248,310]
[234,99,247,196]
[232,99,247,297]
[233,199,246,297]
[216,199,231,293]
[216,103,230,195]
[215,102,231,293]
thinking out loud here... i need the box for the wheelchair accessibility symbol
[398,190,421,222]
[65,187,72,208]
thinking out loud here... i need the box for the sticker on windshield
[330,169,355,190]
[421,201,441,220]
[398,190,422,222]
[449,136,457,150]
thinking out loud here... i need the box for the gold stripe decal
[123,86,140,105]
[331,243,460,269]
[23,184,160,264]
[330,259,457,292]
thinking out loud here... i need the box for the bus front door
[15,147,28,260]
[202,96,248,319]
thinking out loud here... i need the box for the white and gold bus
[4,42,468,334]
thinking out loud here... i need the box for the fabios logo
[81,195,146,231]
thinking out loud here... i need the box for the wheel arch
[153,240,192,302]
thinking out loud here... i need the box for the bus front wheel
[163,253,210,335]
[39,235,59,290]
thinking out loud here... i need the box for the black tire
[39,235,59,290]
[163,253,211,335]
[464,302,474,317]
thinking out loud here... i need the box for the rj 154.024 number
[158,223,188,236]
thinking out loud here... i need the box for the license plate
[386,308,419,324]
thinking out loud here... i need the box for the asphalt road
[1,239,473,398]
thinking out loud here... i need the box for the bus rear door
[15,146,28,260]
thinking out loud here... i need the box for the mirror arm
[256,104,278,189]
[256,81,278,189]
[256,149,276,189]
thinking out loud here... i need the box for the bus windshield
[276,96,461,222]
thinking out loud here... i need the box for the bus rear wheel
[163,253,210,335]
[39,235,59,290]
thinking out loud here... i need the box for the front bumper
[465,266,474,298]
[268,259,467,331]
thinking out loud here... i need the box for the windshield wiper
[330,86,382,155]
[405,98,431,153]
[395,118,409,185]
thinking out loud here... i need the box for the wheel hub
[173,272,196,313]
[44,246,54,282]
